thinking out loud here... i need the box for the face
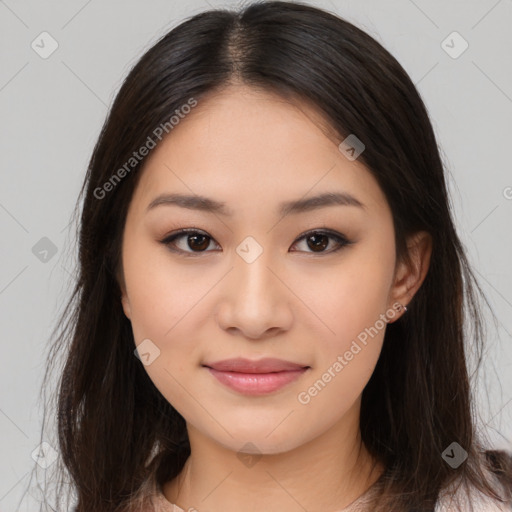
[119,84,409,455]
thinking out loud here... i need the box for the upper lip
[203,357,309,373]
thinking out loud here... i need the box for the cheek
[122,243,206,405]
[122,241,217,404]
[297,278,388,416]
[305,249,394,392]
[315,263,392,343]
[123,239,202,342]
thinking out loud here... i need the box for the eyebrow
[146,191,365,217]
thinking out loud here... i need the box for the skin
[119,83,432,512]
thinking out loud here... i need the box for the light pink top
[149,480,378,511]
[147,468,511,511]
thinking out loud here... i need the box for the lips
[203,357,309,373]
[203,357,310,395]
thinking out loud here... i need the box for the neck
[163,406,384,512]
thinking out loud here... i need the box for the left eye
[292,230,352,254]
[160,229,352,255]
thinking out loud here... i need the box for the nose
[215,245,293,340]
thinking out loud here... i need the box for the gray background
[0,0,511,510]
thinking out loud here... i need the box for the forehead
[129,84,389,218]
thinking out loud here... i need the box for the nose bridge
[233,235,278,302]
[215,235,291,338]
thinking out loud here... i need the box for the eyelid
[159,227,353,256]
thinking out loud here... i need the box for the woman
[32,1,512,511]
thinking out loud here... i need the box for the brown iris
[306,233,329,252]
[187,233,210,251]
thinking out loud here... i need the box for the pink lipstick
[203,357,309,395]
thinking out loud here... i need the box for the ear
[387,231,432,323]
[117,267,132,320]
[121,290,132,320]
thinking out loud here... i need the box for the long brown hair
[25,2,512,511]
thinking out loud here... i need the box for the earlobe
[388,231,432,321]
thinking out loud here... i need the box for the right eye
[160,228,220,256]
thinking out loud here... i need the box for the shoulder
[149,491,184,511]
[135,476,185,512]
[435,450,512,512]
[435,488,511,512]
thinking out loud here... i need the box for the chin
[214,429,306,456]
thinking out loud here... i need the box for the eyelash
[159,227,353,257]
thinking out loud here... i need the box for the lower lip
[206,367,308,395]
